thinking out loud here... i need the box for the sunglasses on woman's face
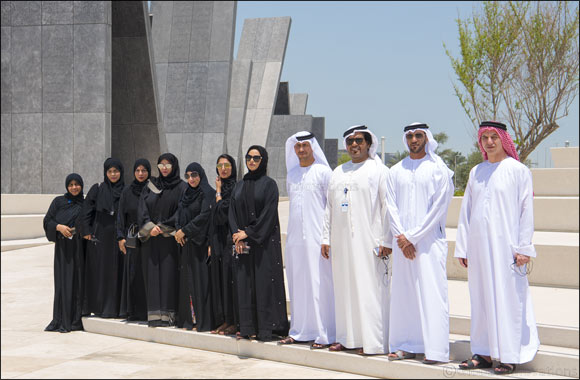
[245,155,262,163]
[184,172,199,179]
[216,163,232,169]
[157,163,172,170]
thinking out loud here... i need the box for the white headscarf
[342,125,382,164]
[402,122,439,161]
[403,122,454,179]
[285,131,329,173]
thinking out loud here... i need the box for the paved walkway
[1,244,371,379]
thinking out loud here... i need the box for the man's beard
[410,142,426,154]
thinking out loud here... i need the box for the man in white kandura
[385,122,454,364]
[456,121,539,375]
[278,131,335,349]
[322,125,392,355]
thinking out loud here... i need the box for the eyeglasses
[157,163,172,170]
[245,155,262,163]
[184,172,200,179]
[346,137,364,146]
[405,132,426,140]
[216,163,232,169]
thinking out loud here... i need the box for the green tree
[444,1,579,162]
[337,153,351,166]
[387,150,409,168]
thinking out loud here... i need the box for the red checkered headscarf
[477,121,520,162]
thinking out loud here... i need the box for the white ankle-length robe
[386,156,454,362]
[322,158,392,354]
[286,163,335,344]
[455,157,539,364]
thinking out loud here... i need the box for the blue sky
[234,1,579,167]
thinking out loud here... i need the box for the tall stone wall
[1,1,112,193]
[150,1,236,175]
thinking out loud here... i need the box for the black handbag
[125,224,139,249]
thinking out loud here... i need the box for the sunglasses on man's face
[184,172,200,179]
[346,137,365,146]
[405,132,426,140]
[245,155,262,163]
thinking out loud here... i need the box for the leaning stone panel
[324,138,338,170]
[151,1,235,174]
[289,93,308,115]
[111,1,162,183]
[237,17,291,170]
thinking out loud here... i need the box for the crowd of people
[43,121,538,375]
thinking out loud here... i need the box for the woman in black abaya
[229,146,289,341]
[44,173,86,332]
[209,154,238,336]
[81,158,125,318]
[174,162,215,331]
[138,153,187,327]
[117,158,151,321]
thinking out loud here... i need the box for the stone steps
[81,317,578,379]
[531,168,579,196]
[0,237,52,252]
[1,214,46,240]
[445,196,579,232]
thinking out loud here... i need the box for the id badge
[341,200,348,213]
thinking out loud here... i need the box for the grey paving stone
[150,1,173,64]
[11,113,42,193]
[11,26,41,113]
[1,1,11,26]
[11,1,40,26]
[41,1,73,25]
[268,17,291,62]
[189,1,212,62]
[73,1,109,25]
[168,1,193,63]
[73,23,109,113]
[1,114,11,192]
[204,61,230,133]
[42,24,73,113]
[289,93,308,115]
[236,18,258,60]
[1,27,11,114]
[183,62,208,133]
[209,1,235,62]
[42,113,74,193]
[73,113,109,189]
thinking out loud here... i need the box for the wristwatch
[216,192,221,197]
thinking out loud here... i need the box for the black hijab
[54,173,85,227]
[240,146,268,228]
[151,153,182,190]
[64,173,84,205]
[130,158,151,196]
[216,154,237,200]
[96,157,125,214]
[180,162,214,208]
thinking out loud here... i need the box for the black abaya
[138,181,187,326]
[229,175,289,341]
[81,184,124,318]
[117,186,147,321]
[44,195,85,332]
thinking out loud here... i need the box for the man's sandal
[387,350,416,361]
[329,343,347,351]
[310,343,330,350]
[422,358,438,365]
[277,336,297,345]
[494,363,516,375]
[458,354,492,370]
